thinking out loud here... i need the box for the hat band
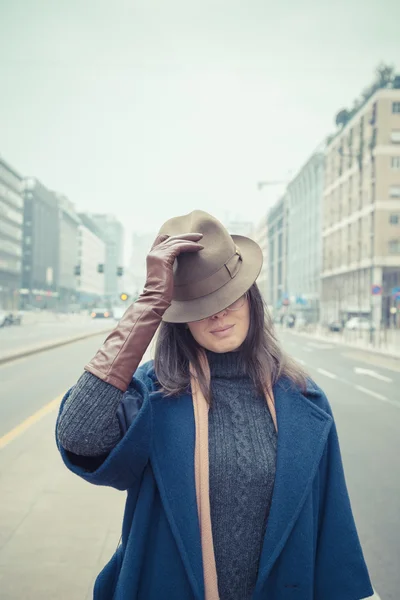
[173,247,243,301]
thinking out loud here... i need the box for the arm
[55,233,203,489]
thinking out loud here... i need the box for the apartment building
[321,88,400,326]
[266,194,288,310]
[287,147,325,323]
[0,156,23,309]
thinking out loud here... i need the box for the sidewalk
[0,408,125,600]
[283,324,400,360]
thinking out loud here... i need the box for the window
[390,186,400,198]
[391,157,400,170]
[391,130,400,143]
[388,239,400,254]
[390,214,399,225]
[393,102,400,114]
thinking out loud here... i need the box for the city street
[0,312,113,362]
[0,328,398,599]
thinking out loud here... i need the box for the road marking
[302,347,313,353]
[0,395,63,450]
[307,342,334,350]
[316,368,337,379]
[354,385,399,409]
[294,358,306,365]
[354,367,393,383]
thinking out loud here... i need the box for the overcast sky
[1,0,399,259]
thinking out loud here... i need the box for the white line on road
[302,347,313,353]
[355,385,400,409]
[294,357,306,365]
[316,368,337,379]
[354,367,393,383]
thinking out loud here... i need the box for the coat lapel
[150,391,204,600]
[253,379,333,598]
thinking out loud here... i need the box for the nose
[210,307,228,320]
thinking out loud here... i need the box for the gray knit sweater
[57,352,277,600]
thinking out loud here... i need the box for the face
[187,294,250,353]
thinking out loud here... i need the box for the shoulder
[136,359,156,382]
[297,377,334,419]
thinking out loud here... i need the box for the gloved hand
[84,233,203,391]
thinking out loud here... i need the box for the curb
[285,328,400,361]
[0,327,114,366]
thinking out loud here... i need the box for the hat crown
[159,210,236,286]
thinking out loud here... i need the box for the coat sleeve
[55,363,154,491]
[314,396,374,600]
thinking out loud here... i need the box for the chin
[208,337,242,353]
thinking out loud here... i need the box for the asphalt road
[0,316,112,358]
[0,329,398,598]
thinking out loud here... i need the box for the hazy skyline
[1,0,399,254]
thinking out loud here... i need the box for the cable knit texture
[207,350,277,600]
[57,371,123,456]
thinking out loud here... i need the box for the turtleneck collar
[205,349,248,378]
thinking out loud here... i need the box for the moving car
[90,307,112,319]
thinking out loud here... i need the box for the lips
[210,325,234,334]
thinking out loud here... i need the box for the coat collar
[150,378,332,600]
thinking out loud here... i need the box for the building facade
[0,156,23,309]
[77,219,106,307]
[89,214,124,303]
[21,178,59,309]
[321,88,400,327]
[56,194,80,310]
[266,194,288,311]
[287,148,325,323]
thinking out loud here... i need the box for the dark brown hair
[154,282,307,403]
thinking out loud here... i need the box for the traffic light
[120,293,129,302]
[97,264,104,274]
[117,266,124,277]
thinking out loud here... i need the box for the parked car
[0,311,22,327]
[345,317,375,331]
[328,320,342,332]
[90,307,112,319]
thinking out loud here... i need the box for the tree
[335,109,350,128]
[375,62,394,88]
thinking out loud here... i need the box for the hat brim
[162,235,263,323]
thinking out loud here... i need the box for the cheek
[187,322,206,343]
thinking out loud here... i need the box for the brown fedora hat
[159,210,263,323]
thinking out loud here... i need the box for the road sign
[371,284,382,295]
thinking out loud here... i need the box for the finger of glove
[163,233,203,244]
[165,241,203,264]
[150,234,169,251]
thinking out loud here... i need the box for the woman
[56,210,374,600]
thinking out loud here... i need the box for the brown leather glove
[84,233,203,391]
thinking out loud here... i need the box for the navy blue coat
[56,361,374,600]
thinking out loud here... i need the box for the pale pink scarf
[190,353,278,600]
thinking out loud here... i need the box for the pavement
[0,325,397,599]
